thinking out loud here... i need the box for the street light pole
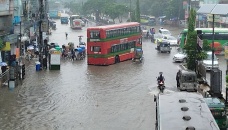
[130,0,131,22]
[19,21,22,59]
[212,14,215,69]
[39,0,44,69]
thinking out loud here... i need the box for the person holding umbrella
[0,62,8,74]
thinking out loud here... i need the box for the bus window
[137,26,140,32]
[139,38,142,44]
[106,30,109,38]
[215,34,228,40]
[202,34,212,40]
[90,31,100,39]
[91,46,101,52]
[120,44,124,51]
[111,46,115,53]
[125,43,128,49]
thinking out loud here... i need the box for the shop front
[2,34,19,65]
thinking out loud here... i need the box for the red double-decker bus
[87,22,142,65]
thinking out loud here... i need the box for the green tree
[184,9,208,70]
[184,9,197,70]
[135,0,140,23]
[105,3,128,23]
[196,39,210,60]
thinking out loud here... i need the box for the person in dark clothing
[176,70,181,88]
[157,72,165,83]
[43,56,47,69]
[65,32,68,39]
[1,66,7,74]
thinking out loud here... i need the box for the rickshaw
[132,48,143,62]
[75,46,86,60]
[49,20,56,30]
[155,40,172,53]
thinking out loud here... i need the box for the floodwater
[0,14,227,130]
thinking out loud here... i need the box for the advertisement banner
[0,0,9,11]
[15,48,20,59]
[51,54,60,65]
[224,46,228,60]
[2,42,10,51]
[225,46,228,60]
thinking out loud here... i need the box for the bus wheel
[115,55,120,63]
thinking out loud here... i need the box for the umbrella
[0,62,7,66]
[27,45,34,50]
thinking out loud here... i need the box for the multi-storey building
[0,0,17,63]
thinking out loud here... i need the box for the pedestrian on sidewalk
[43,55,47,69]
[65,32,68,39]
[176,70,181,88]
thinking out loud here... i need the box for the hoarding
[0,0,9,12]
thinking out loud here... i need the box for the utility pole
[39,0,44,69]
[130,0,132,22]
[19,21,22,62]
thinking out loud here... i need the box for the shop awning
[211,4,228,15]
[197,4,216,14]
[197,4,228,15]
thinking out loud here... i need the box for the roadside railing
[0,69,9,87]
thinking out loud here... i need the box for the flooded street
[0,14,227,130]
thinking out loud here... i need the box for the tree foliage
[184,9,208,70]
[140,0,184,19]
[135,0,140,23]
[64,0,185,21]
[184,9,197,70]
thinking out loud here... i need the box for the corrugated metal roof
[211,4,228,15]
[157,92,220,130]
[197,4,216,14]
[197,4,228,15]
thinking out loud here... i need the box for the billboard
[0,0,9,11]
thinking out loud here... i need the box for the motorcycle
[157,79,165,93]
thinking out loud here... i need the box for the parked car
[201,51,219,70]
[164,35,178,46]
[173,50,187,63]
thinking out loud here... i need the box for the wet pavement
[0,13,227,130]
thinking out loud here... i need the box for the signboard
[197,36,203,48]
[51,54,60,65]
[120,38,128,43]
[2,42,10,51]
[0,0,9,12]
[41,21,48,32]
[207,14,220,22]
[16,48,20,58]
[225,46,228,60]
[183,1,188,9]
